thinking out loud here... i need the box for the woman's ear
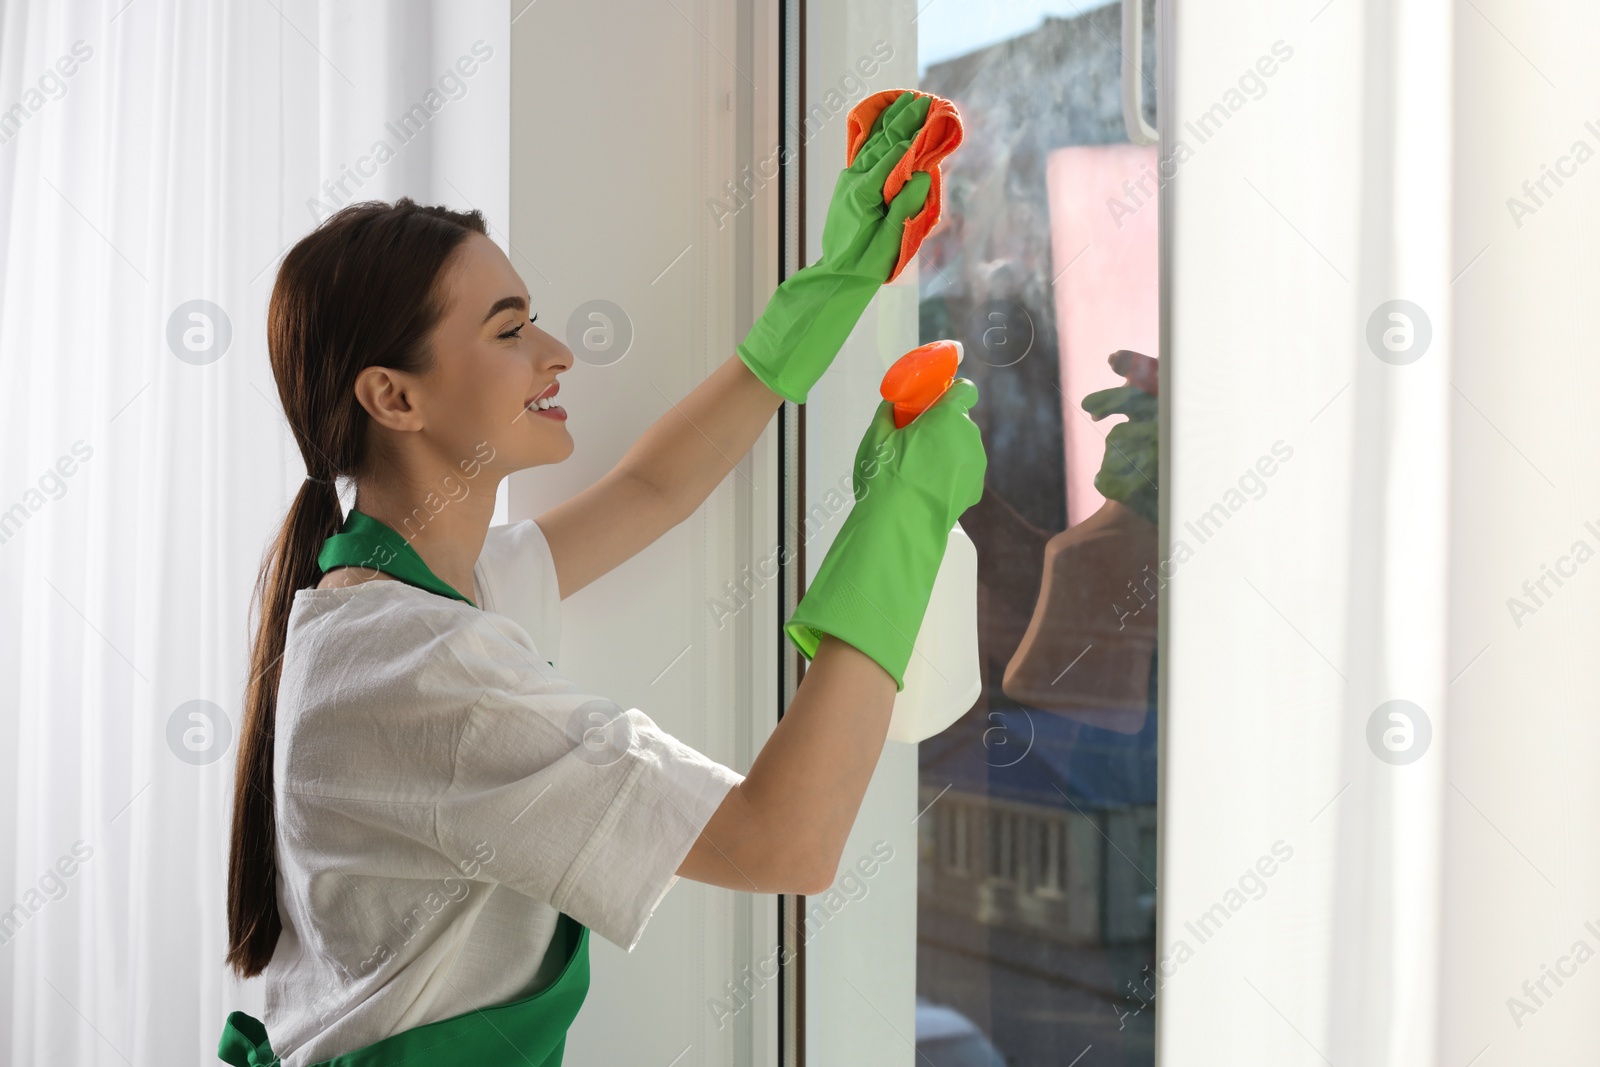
[353,364,423,432]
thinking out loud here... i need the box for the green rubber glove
[737,91,936,405]
[784,377,987,690]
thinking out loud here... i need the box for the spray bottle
[877,339,982,744]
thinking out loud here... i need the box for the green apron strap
[220,919,590,1067]
[218,1010,280,1066]
[317,509,555,667]
[317,509,477,608]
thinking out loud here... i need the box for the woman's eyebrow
[480,295,527,325]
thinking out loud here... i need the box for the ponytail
[225,198,487,977]
[226,476,341,976]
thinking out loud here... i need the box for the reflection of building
[918,0,1156,536]
[923,792,1156,945]
[918,710,1157,949]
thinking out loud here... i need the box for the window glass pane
[911,2,1160,1064]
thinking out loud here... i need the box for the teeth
[530,396,558,411]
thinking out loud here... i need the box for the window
[798,1,1160,1063]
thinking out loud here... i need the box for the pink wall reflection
[1045,144,1159,527]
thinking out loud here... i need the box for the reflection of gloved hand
[785,378,986,690]
[736,92,935,405]
[1082,383,1158,525]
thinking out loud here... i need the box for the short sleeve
[474,519,563,667]
[435,662,744,952]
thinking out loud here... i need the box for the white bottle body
[887,521,981,744]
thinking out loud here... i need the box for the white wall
[508,1,780,1063]
[1440,1,1600,1061]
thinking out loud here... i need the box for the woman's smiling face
[413,231,575,476]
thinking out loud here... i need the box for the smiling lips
[525,381,567,422]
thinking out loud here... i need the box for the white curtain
[1161,0,1600,1063]
[0,3,508,1062]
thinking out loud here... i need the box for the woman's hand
[735,91,936,405]
[815,92,934,284]
[784,377,987,690]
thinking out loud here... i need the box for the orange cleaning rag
[845,89,964,283]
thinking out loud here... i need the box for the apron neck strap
[317,509,478,608]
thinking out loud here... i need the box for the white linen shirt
[261,518,744,1066]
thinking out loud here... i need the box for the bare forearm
[734,635,896,891]
[618,353,784,520]
[676,635,895,893]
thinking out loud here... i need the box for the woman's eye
[499,313,536,340]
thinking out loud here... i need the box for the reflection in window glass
[912,3,1159,1065]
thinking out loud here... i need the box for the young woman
[219,91,986,1067]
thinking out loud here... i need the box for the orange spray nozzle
[881,340,963,429]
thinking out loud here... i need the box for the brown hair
[227,198,487,977]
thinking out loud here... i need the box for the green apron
[218,508,591,1066]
